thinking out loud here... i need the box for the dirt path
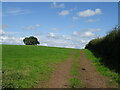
[79,50,113,88]
[36,50,116,88]
[37,50,77,88]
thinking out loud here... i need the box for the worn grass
[2,44,73,88]
[69,50,83,88]
[83,49,120,87]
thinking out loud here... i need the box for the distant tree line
[23,36,40,45]
[85,26,120,73]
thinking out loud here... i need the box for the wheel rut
[36,50,77,88]
[79,50,115,88]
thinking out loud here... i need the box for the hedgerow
[85,26,120,73]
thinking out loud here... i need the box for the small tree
[23,36,40,45]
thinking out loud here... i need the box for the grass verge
[69,50,83,88]
[83,49,120,87]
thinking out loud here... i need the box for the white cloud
[1,36,23,45]
[0,31,92,49]
[83,28,101,32]
[72,31,78,36]
[72,28,101,38]
[72,16,80,20]
[81,40,87,43]
[83,31,95,37]
[35,24,40,27]
[62,35,72,40]
[0,34,23,45]
[65,45,76,49]
[47,33,56,38]
[73,31,95,38]
[40,43,48,46]
[7,8,31,15]
[77,8,102,17]
[85,19,100,23]
[51,2,65,8]
[65,37,72,40]
[0,28,22,44]
[59,10,69,16]
[0,29,5,35]
[0,29,18,36]
[1,28,101,49]
[34,33,78,48]
[23,24,40,30]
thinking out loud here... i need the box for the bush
[85,26,120,73]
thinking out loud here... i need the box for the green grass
[69,50,83,88]
[83,49,120,87]
[2,44,73,88]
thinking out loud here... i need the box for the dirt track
[36,50,117,88]
[79,50,111,88]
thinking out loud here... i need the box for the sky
[0,2,118,49]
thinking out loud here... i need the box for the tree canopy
[23,36,40,45]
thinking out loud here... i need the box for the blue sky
[1,2,118,49]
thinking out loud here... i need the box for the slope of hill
[2,44,119,88]
[2,45,73,88]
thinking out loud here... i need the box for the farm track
[36,50,77,88]
[79,50,115,88]
[36,50,116,88]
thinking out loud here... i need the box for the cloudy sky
[1,2,118,49]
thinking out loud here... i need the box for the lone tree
[23,36,40,45]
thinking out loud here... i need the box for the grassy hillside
[2,45,73,88]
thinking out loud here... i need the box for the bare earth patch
[36,50,77,88]
[79,50,114,88]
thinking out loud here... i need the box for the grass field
[2,45,120,88]
[2,45,73,88]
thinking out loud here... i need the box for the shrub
[85,26,120,73]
